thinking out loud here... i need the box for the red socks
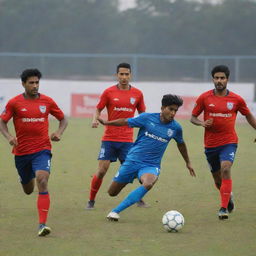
[89,175,103,201]
[220,179,232,208]
[37,192,50,224]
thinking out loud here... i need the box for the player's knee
[142,182,154,190]
[97,168,108,179]
[23,188,34,195]
[37,177,48,190]
[108,190,118,197]
[221,167,231,179]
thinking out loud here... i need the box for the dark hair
[116,63,131,73]
[211,65,230,79]
[20,69,42,83]
[161,94,183,107]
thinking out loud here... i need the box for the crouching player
[98,94,196,221]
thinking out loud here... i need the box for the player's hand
[50,132,61,141]
[186,163,196,177]
[92,120,99,128]
[203,118,213,128]
[8,136,18,147]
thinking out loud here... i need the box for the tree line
[0,0,255,55]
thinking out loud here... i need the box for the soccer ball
[162,210,185,232]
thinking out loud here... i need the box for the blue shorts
[15,150,52,184]
[97,141,133,163]
[204,143,237,173]
[113,160,160,184]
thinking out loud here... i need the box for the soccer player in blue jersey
[97,94,196,221]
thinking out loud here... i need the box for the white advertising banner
[0,79,254,119]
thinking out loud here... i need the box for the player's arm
[245,112,256,129]
[51,116,68,142]
[190,115,213,128]
[176,142,196,177]
[244,112,256,142]
[0,119,18,146]
[92,108,102,128]
[97,117,128,126]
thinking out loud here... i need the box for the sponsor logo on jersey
[145,131,168,143]
[22,118,45,122]
[130,97,136,105]
[113,98,119,101]
[167,129,174,137]
[227,102,234,110]
[21,108,27,112]
[209,113,232,118]
[39,105,46,113]
[114,107,133,112]
[209,104,215,107]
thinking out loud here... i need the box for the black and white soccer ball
[162,210,185,232]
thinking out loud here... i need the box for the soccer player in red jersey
[190,65,256,220]
[86,63,146,209]
[0,69,68,236]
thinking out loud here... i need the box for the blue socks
[112,186,148,213]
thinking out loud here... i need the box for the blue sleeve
[127,113,149,128]
[173,123,184,144]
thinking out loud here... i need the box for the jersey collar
[212,89,229,96]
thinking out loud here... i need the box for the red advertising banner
[71,93,107,118]
[71,94,197,119]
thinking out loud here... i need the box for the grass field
[0,118,256,256]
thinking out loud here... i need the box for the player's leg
[211,171,221,190]
[118,142,149,208]
[86,141,117,209]
[107,166,159,221]
[21,179,35,194]
[205,147,228,219]
[108,181,128,196]
[86,160,111,209]
[219,144,237,217]
[212,169,234,215]
[33,150,52,236]
[15,154,36,194]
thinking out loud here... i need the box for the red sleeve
[49,99,64,120]
[192,94,205,117]
[0,99,14,122]
[96,90,108,110]
[238,96,250,116]
[137,92,146,113]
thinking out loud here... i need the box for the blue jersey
[126,113,184,167]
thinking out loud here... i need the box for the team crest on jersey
[227,102,234,110]
[167,129,174,137]
[130,97,136,105]
[39,105,46,113]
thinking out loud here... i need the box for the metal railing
[1,52,256,82]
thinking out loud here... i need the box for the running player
[97,94,195,221]
[0,69,68,236]
[190,65,256,220]
[86,63,146,209]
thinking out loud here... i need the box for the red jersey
[97,85,146,142]
[192,90,250,148]
[1,93,64,155]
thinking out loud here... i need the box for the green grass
[1,118,256,256]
